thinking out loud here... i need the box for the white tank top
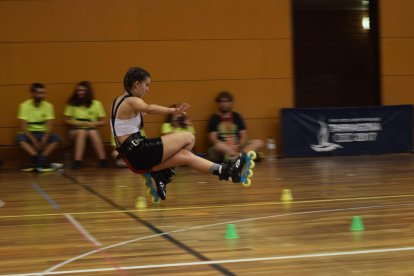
[110,95,143,140]
[112,114,142,136]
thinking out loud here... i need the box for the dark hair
[215,91,234,102]
[123,67,151,94]
[67,81,93,107]
[165,104,180,124]
[166,104,187,128]
[30,83,45,92]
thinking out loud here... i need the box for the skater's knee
[183,132,195,145]
[177,149,193,163]
[180,148,193,157]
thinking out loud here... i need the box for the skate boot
[144,168,175,204]
[217,160,236,181]
[219,151,256,187]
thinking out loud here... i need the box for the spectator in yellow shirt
[16,83,61,171]
[64,81,108,169]
[161,104,195,135]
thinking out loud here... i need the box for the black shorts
[121,134,163,171]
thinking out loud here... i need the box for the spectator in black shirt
[207,91,264,162]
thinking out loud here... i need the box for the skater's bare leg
[153,148,249,184]
[153,132,243,181]
[152,149,214,172]
[160,132,195,162]
[154,131,216,172]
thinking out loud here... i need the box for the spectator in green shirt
[16,83,61,171]
[161,104,195,135]
[64,81,108,170]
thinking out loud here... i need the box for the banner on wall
[281,105,413,157]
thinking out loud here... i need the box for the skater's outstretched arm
[126,97,190,116]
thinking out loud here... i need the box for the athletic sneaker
[36,165,55,173]
[21,164,36,172]
[21,156,40,172]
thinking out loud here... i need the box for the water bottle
[267,138,276,161]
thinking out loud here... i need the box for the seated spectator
[16,83,61,171]
[64,81,108,170]
[161,104,195,135]
[207,91,264,162]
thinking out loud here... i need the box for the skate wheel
[246,169,253,178]
[242,178,251,187]
[247,151,257,160]
[151,196,161,204]
[146,176,153,188]
[249,160,255,169]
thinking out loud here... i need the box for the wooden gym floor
[1,153,414,275]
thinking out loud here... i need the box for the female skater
[111,67,252,201]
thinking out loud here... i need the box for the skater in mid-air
[111,67,255,203]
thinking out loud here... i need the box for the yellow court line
[1,193,414,219]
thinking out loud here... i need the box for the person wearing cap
[207,91,264,162]
[16,83,61,171]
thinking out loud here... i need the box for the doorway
[292,0,380,108]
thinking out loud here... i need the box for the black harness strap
[110,94,144,147]
[111,95,127,147]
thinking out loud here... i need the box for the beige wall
[380,0,414,105]
[0,0,293,153]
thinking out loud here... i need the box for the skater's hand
[172,103,190,115]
